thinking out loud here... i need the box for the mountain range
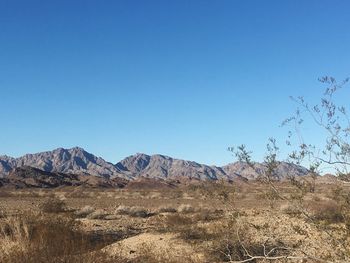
[0,147,309,182]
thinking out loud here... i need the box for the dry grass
[0,181,349,262]
[193,208,223,222]
[87,209,109,220]
[0,212,117,263]
[156,205,177,213]
[115,205,152,218]
[178,204,195,213]
[75,205,95,218]
[39,198,67,213]
[309,200,344,224]
[280,203,302,216]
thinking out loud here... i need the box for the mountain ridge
[0,147,309,181]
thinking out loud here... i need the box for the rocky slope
[222,161,309,180]
[0,147,309,181]
[0,166,128,188]
[0,147,127,179]
[116,153,234,180]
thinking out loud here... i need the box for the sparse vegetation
[39,197,67,213]
[0,212,116,263]
[0,179,349,262]
[228,77,350,261]
[157,205,177,213]
[87,209,108,220]
[309,200,344,224]
[75,205,95,218]
[178,204,195,213]
[115,205,151,218]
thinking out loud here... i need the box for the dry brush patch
[115,205,153,218]
[0,183,349,262]
[75,205,96,218]
[39,197,67,213]
[0,212,118,263]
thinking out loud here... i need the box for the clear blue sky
[1,0,349,165]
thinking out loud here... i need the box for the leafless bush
[39,198,67,213]
[280,203,302,216]
[115,205,130,215]
[115,205,151,218]
[155,213,209,241]
[157,206,177,213]
[0,213,117,263]
[309,200,344,224]
[192,208,222,222]
[87,209,108,220]
[158,213,193,233]
[75,205,95,218]
[204,218,294,262]
[178,204,195,213]
[178,225,209,241]
[210,234,288,262]
[228,77,350,261]
[187,181,235,202]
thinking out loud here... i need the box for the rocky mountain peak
[0,148,310,181]
[116,153,151,173]
[0,147,126,179]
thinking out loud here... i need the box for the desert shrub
[210,235,286,262]
[128,207,150,218]
[87,209,108,220]
[39,198,67,213]
[0,213,117,263]
[192,208,223,222]
[157,206,177,213]
[0,190,13,197]
[154,213,205,240]
[310,200,344,224]
[207,221,288,262]
[75,205,95,218]
[187,182,235,202]
[280,203,302,216]
[115,205,151,218]
[104,214,120,220]
[0,214,31,260]
[115,205,130,215]
[257,188,280,208]
[178,225,210,241]
[156,213,212,241]
[178,204,195,213]
[157,213,193,233]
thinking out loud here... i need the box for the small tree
[228,77,350,262]
[282,76,350,180]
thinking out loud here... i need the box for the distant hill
[222,161,309,180]
[116,153,234,180]
[0,147,127,179]
[0,147,309,182]
[0,166,128,189]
